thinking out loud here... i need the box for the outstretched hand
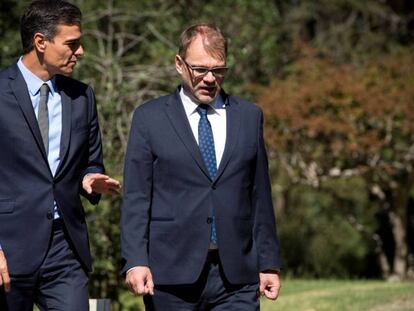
[259,270,281,300]
[0,250,10,293]
[82,173,121,195]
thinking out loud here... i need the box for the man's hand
[0,250,10,293]
[125,266,154,296]
[82,173,121,195]
[259,270,281,300]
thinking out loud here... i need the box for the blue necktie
[197,104,218,245]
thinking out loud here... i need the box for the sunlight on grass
[261,280,414,311]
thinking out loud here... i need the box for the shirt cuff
[126,266,143,274]
[261,268,281,273]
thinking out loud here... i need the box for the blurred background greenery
[1,0,413,309]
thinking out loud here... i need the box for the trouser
[144,250,259,311]
[0,220,89,311]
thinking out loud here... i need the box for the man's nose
[75,44,84,57]
[203,71,216,83]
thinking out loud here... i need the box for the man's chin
[59,68,75,77]
[196,92,218,104]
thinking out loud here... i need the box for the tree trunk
[389,210,407,280]
[387,186,410,280]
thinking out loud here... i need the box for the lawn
[261,279,414,311]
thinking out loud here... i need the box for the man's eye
[68,41,80,48]
[194,68,208,74]
[212,68,227,75]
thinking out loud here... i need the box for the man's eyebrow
[65,38,81,43]
[191,64,227,68]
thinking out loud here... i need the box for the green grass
[261,280,414,311]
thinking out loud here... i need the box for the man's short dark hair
[20,0,82,54]
[178,23,227,62]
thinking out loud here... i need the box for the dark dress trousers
[0,63,104,276]
[121,88,282,287]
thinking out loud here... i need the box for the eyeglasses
[182,59,228,78]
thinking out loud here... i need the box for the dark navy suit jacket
[121,88,281,285]
[0,63,104,274]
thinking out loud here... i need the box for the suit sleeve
[80,86,105,204]
[253,109,283,271]
[120,107,153,274]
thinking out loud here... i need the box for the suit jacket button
[47,211,53,219]
[207,217,213,224]
[211,185,216,190]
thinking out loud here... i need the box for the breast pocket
[0,200,15,214]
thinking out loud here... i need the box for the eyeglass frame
[181,58,228,78]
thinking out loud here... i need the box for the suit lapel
[164,91,211,180]
[9,65,50,165]
[214,94,241,182]
[54,76,72,180]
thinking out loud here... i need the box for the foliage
[0,0,413,308]
[278,180,373,278]
[259,45,414,279]
[0,0,24,68]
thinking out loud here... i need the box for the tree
[259,45,414,280]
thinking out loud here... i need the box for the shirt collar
[17,57,57,97]
[179,86,225,118]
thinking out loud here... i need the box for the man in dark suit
[121,23,282,310]
[0,1,120,310]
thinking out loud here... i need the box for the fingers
[104,177,121,187]
[86,173,109,180]
[264,285,280,300]
[102,178,121,195]
[82,174,95,194]
[98,180,121,195]
[259,271,281,301]
[0,252,11,293]
[145,277,154,296]
[259,281,266,295]
[126,273,143,295]
[83,184,93,194]
[125,267,154,296]
[88,174,120,187]
[83,174,121,195]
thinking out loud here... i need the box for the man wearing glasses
[121,23,282,310]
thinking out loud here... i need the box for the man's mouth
[199,86,216,94]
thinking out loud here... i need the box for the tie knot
[196,104,210,117]
[40,83,49,97]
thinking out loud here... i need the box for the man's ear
[33,33,47,52]
[175,55,184,75]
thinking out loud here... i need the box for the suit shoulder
[0,68,8,79]
[134,93,173,113]
[0,64,15,80]
[228,94,262,114]
[56,74,91,94]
